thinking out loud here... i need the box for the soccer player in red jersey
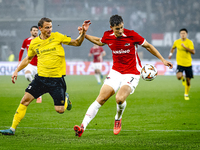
[18,26,42,103]
[88,44,106,84]
[74,15,173,137]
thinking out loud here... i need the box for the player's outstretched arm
[68,20,91,46]
[142,41,173,69]
[12,55,33,84]
[77,25,105,46]
[76,21,105,46]
[85,34,105,46]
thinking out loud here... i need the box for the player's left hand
[78,26,82,34]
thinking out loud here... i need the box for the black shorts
[25,74,67,106]
[176,65,193,78]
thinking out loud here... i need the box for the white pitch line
[149,130,200,132]
[1,126,200,132]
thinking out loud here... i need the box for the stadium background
[0,0,199,67]
[0,1,200,149]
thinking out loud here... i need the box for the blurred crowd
[149,0,200,32]
[0,0,200,61]
[0,0,199,33]
[0,0,26,18]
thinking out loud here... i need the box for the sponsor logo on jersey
[40,47,56,53]
[112,49,130,54]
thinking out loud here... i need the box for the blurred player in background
[0,17,91,135]
[8,50,15,62]
[74,15,173,137]
[88,44,106,84]
[168,28,195,100]
[18,26,42,103]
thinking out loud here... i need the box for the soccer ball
[141,64,157,81]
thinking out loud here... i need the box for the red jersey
[101,28,145,74]
[19,37,37,66]
[89,46,105,62]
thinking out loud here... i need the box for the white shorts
[24,64,37,76]
[103,69,140,94]
[92,62,102,71]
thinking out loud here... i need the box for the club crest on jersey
[49,38,54,42]
[125,43,130,46]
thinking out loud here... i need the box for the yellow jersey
[28,32,71,77]
[172,38,194,67]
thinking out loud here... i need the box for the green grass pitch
[0,75,200,150]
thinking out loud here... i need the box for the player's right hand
[11,71,18,84]
[163,60,173,69]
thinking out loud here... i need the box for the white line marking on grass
[1,126,200,132]
[149,130,200,132]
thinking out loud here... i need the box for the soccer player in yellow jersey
[168,28,195,100]
[0,17,91,135]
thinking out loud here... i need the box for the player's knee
[21,93,34,106]
[57,111,64,114]
[56,110,64,114]
[55,107,65,114]
[115,95,125,104]
[95,69,100,74]
[96,96,107,105]
[25,73,33,82]
[176,75,182,80]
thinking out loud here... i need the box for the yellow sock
[64,98,68,111]
[185,84,190,95]
[11,104,27,129]
[181,76,186,86]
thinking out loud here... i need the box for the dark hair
[38,17,52,28]
[30,26,38,31]
[179,28,188,33]
[109,15,123,27]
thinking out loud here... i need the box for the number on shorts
[130,77,134,82]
